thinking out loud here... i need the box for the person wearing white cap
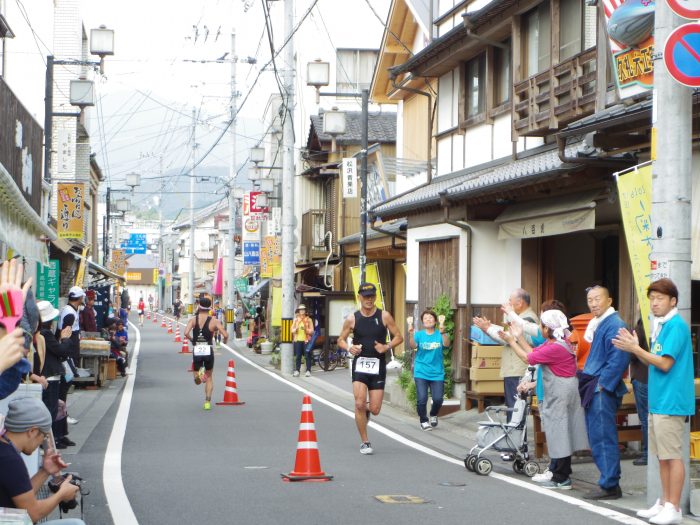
[0,397,84,524]
[57,287,84,429]
[37,301,73,448]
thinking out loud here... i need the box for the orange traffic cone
[167,321,173,334]
[216,360,245,406]
[281,396,333,482]
[160,316,166,328]
[179,338,191,354]
[146,311,151,320]
[152,312,157,323]
[174,326,181,343]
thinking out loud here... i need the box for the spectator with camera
[0,397,85,524]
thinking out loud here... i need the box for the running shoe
[532,469,553,483]
[293,370,300,377]
[305,370,311,377]
[637,499,664,519]
[360,442,373,455]
[194,374,202,385]
[203,401,212,411]
[420,421,432,431]
[429,416,438,428]
[67,417,79,425]
[541,479,572,490]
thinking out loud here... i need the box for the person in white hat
[57,287,84,428]
[37,301,73,448]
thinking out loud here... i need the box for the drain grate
[375,495,427,504]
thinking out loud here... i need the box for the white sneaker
[292,370,300,377]
[420,421,432,431]
[360,442,373,455]
[429,416,438,428]
[67,417,79,425]
[649,502,682,525]
[532,469,553,483]
[305,370,311,377]
[637,499,664,519]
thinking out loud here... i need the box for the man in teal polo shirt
[613,278,695,525]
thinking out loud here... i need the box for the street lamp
[250,146,266,164]
[306,60,369,282]
[44,25,115,185]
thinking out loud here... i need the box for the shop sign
[244,191,269,221]
[235,277,249,293]
[260,246,271,278]
[56,183,85,239]
[110,249,127,276]
[342,158,357,198]
[243,241,260,265]
[604,0,655,98]
[271,207,281,234]
[126,272,142,282]
[36,260,60,309]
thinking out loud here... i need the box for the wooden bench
[465,390,505,413]
[530,403,642,459]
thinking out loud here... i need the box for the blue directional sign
[122,233,148,254]
[664,23,700,88]
[243,241,260,265]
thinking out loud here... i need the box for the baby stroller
[464,367,540,477]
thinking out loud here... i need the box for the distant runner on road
[337,282,402,455]
[184,297,228,410]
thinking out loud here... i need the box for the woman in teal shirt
[407,310,450,431]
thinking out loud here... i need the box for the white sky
[77,0,390,194]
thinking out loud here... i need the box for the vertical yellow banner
[57,183,85,239]
[350,263,384,310]
[271,286,282,327]
[617,165,652,338]
[74,246,89,287]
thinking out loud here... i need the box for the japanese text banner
[57,183,85,239]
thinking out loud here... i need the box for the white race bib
[355,356,380,375]
[194,344,212,357]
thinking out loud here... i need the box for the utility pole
[280,0,296,375]
[227,29,238,340]
[157,155,164,311]
[359,88,369,283]
[649,2,692,510]
[189,107,197,315]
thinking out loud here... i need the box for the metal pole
[227,29,238,340]
[280,0,296,375]
[158,156,164,311]
[44,56,54,184]
[359,88,369,283]
[189,108,197,315]
[649,2,692,511]
[104,187,110,267]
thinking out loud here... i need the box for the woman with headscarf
[500,309,588,490]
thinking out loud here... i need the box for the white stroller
[464,367,540,477]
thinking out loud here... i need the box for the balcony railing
[301,209,328,262]
[513,47,597,138]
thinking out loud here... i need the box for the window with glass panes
[336,49,378,94]
[524,2,551,77]
[465,53,486,117]
[559,0,583,61]
[494,40,511,105]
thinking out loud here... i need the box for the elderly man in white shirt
[473,288,539,459]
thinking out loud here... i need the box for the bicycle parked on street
[316,344,350,371]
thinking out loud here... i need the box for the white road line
[168,318,645,525]
[103,321,141,525]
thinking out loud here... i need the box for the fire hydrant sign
[664,23,700,87]
[666,0,700,19]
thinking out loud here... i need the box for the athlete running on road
[337,282,403,454]
[137,298,145,326]
[173,298,182,321]
[184,297,228,410]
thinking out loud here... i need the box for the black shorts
[351,359,386,390]
[193,355,214,371]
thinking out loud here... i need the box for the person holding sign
[337,282,403,455]
[407,311,449,431]
[185,297,228,411]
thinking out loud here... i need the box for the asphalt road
[80,317,636,525]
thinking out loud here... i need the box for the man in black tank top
[184,297,228,410]
[338,283,403,455]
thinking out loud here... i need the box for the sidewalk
[229,338,699,523]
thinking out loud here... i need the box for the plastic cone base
[179,347,191,354]
[216,401,246,406]
[281,473,333,482]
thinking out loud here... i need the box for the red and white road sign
[667,0,700,20]
[664,23,700,87]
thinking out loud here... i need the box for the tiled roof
[371,141,591,218]
[338,218,407,245]
[309,111,396,146]
[560,98,652,135]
